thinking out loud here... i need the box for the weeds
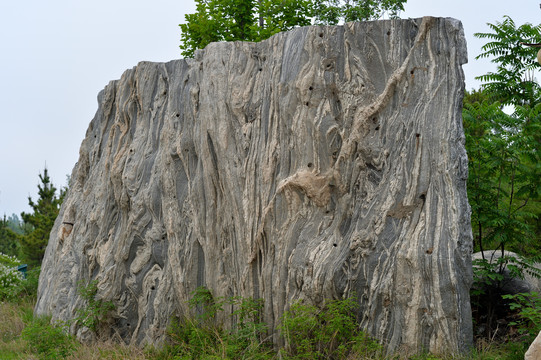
[279,296,384,359]
[22,315,76,360]
[502,291,541,339]
[162,286,273,359]
[0,282,538,359]
[75,279,115,334]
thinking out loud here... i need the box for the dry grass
[0,298,35,359]
[66,341,151,360]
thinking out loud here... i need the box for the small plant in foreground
[162,286,272,359]
[279,296,384,359]
[75,279,115,333]
[21,315,76,360]
[502,291,541,339]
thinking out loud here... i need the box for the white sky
[0,0,539,217]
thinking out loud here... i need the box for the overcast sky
[0,0,539,217]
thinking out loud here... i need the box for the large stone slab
[35,17,472,353]
[526,331,541,360]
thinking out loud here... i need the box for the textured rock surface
[36,17,472,353]
[525,330,541,360]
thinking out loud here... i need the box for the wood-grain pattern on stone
[35,17,472,353]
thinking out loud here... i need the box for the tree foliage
[475,16,541,106]
[464,17,541,257]
[0,215,20,257]
[20,168,64,266]
[313,0,406,25]
[179,0,407,58]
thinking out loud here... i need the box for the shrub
[21,315,76,360]
[162,286,272,359]
[0,253,25,300]
[502,292,541,339]
[159,288,384,360]
[279,297,383,359]
[75,279,115,333]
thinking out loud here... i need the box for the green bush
[21,315,76,360]
[161,286,272,359]
[157,288,385,359]
[75,279,115,333]
[279,297,383,359]
[502,292,541,339]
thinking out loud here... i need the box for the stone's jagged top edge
[99,17,467,83]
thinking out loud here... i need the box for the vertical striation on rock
[36,17,472,353]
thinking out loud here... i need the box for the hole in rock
[305,102,309,106]
[375,126,380,131]
[319,33,323,38]
[309,86,313,91]
[307,162,313,168]
[176,113,180,117]
[333,243,337,247]
[420,194,426,201]
[416,133,420,137]
[387,30,391,35]
[259,68,262,71]
[151,286,155,291]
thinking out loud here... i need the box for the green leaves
[279,296,383,359]
[75,280,115,334]
[475,16,541,106]
[465,17,541,256]
[502,292,541,338]
[179,0,407,58]
[464,94,540,255]
[179,0,314,58]
[21,315,76,360]
[313,0,406,25]
[20,167,64,266]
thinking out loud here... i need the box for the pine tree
[0,215,20,257]
[20,167,64,266]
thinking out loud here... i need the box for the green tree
[20,168,64,266]
[463,92,540,257]
[0,215,20,257]
[464,16,541,257]
[179,0,407,58]
[6,213,25,235]
[475,16,541,106]
[313,0,406,25]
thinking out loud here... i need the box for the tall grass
[0,286,535,359]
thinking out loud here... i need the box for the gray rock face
[526,331,541,360]
[36,17,472,353]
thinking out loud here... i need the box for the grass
[0,297,534,360]
[0,282,536,360]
